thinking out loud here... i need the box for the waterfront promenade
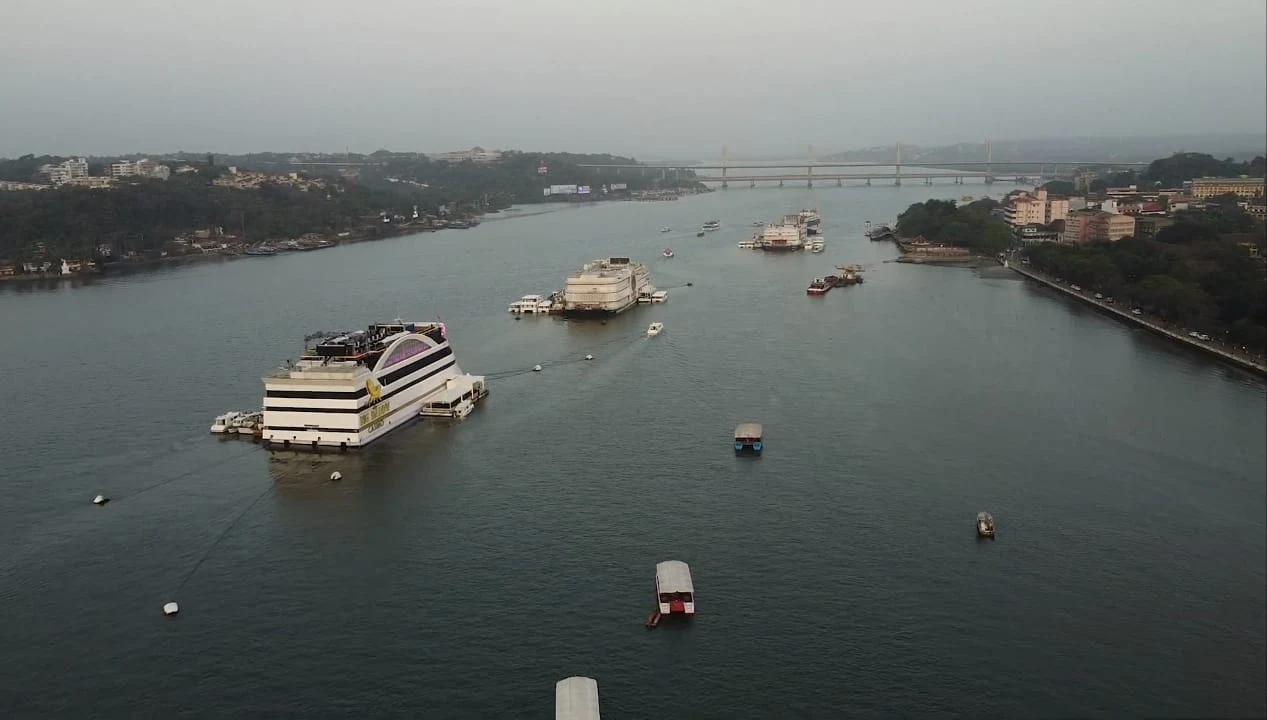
[1007,260,1267,377]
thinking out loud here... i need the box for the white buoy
[584,354,594,360]
[330,471,342,481]
[162,602,179,616]
[533,364,543,372]
[92,494,109,505]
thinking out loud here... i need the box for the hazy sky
[2,0,1264,158]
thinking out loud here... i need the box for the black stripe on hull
[265,358,457,412]
[266,346,453,400]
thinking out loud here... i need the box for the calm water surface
[1,182,1263,718]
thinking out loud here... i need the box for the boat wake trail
[482,330,645,381]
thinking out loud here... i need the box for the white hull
[563,258,651,316]
[262,324,464,450]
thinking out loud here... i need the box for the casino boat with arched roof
[261,319,471,450]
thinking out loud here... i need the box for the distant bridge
[689,172,1038,187]
[577,160,1149,170]
[579,140,1150,188]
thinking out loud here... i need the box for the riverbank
[1007,260,1267,377]
[0,211,501,285]
[893,235,994,266]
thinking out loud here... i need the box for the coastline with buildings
[0,149,708,283]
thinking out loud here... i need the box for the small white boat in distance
[737,240,756,249]
[660,226,671,233]
[555,676,600,720]
[656,560,695,616]
[646,322,663,336]
[662,248,674,258]
[651,290,668,303]
[210,411,243,434]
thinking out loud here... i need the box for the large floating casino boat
[561,257,652,318]
[261,319,478,451]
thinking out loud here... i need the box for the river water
[1,181,1263,718]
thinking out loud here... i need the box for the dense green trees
[366,151,701,208]
[1022,231,1266,352]
[0,155,65,182]
[896,198,1013,254]
[1145,152,1266,188]
[0,171,422,261]
[1039,180,1075,195]
[0,151,701,263]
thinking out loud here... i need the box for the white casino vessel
[261,320,465,450]
[562,257,651,317]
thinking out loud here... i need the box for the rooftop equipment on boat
[734,423,763,454]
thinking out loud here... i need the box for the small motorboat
[977,511,995,538]
[210,411,243,434]
[646,322,663,337]
[660,226,671,233]
[752,221,763,226]
[696,231,705,237]
[662,248,674,258]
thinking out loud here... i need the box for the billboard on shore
[577,185,591,195]
[549,184,578,195]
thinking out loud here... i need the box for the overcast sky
[2,0,1264,158]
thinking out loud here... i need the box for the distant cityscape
[999,175,1265,247]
